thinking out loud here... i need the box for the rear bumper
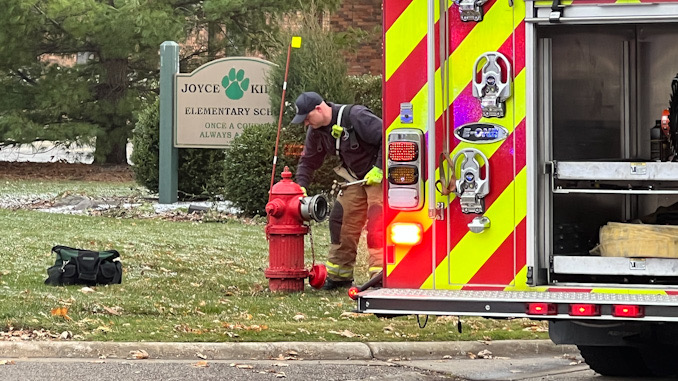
[356,288,678,322]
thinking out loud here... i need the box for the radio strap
[335,105,358,156]
[436,151,457,196]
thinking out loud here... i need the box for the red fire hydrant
[265,166,328,292]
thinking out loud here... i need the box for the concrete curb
[0,340,577,361]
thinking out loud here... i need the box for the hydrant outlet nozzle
[265,199,285,218]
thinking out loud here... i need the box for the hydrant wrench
[333,179,368,196]
[340,179,368,189]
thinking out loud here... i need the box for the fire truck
[354,0,678,376]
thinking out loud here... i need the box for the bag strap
[51,245,120,260]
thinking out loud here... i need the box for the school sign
[174,57,276,148]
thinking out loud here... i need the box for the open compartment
[537,23,678,284]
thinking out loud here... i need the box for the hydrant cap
[281,166,292,179]
[271,166,304,195]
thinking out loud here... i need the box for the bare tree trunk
[94,58,130,165]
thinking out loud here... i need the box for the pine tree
[0,0,334,164]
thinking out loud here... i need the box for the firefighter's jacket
[295,103,383,189]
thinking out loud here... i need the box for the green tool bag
[45,245,122,286]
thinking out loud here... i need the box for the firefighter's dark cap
[291,92,323,124]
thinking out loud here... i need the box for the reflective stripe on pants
[326,183,383,281]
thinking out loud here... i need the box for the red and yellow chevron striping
[383,0,527,290]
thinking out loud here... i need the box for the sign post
[158,43,275,203]
[159,41,179,204]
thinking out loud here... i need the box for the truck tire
[639,345,678,377]
[578,345,651,377]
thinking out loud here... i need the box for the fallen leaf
[192,361,209,368]
[50,307,72,321]
[329,330,357,338]
[235,364,254,369]
[129,350,149,359]
[103,306,122,316]
[0,360,16,365]
[477,349,493,359]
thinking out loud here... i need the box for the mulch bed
[0,162,134,182]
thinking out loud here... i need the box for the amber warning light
[389,142,418,162]
[388,166,418,185]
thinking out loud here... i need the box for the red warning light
[569,304,600,316]
[526,303,557,315]
[612,305,644,318]
[389,142,418,162]
[348,287,359,300]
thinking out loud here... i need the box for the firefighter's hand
[364,167,383,186]
[300,187,307,196]
[331,124,344,139]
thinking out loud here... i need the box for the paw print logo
[221,68,250,100]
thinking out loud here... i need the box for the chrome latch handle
[452,148,490,214]
[472,52,512,118]
[454,0,489,22]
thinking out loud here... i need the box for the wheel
[639,345,678,377]
[578,345,651,377]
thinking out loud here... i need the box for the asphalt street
[3,339,675,380]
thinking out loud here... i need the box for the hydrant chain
[308,223,316,265]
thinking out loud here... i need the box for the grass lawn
[0,179,548,342]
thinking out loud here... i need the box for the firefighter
[291,91,384,290]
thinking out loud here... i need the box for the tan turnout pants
[325,183,383,281]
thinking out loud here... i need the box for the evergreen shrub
[222,8,383,217]
[130,100,226,199]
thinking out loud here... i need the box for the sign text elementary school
[174,57,276,148]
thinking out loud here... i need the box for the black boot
[321,278,353,290]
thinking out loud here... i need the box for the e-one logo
[179,68,269,100]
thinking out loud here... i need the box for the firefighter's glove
[331,124,344,139]
[300,187,307,197]
[364,167,383,186]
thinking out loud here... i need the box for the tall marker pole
[269,36,302,200]
[159,41,179,204]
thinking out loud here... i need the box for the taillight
[569,304,600,316]
[612,305,644,318]
[387,128,424,211]
[388,166,418,185]
[388,142,418,161]
[389,223,423,245]
[526,303,557,315]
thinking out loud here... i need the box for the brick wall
[330,0,382,76]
